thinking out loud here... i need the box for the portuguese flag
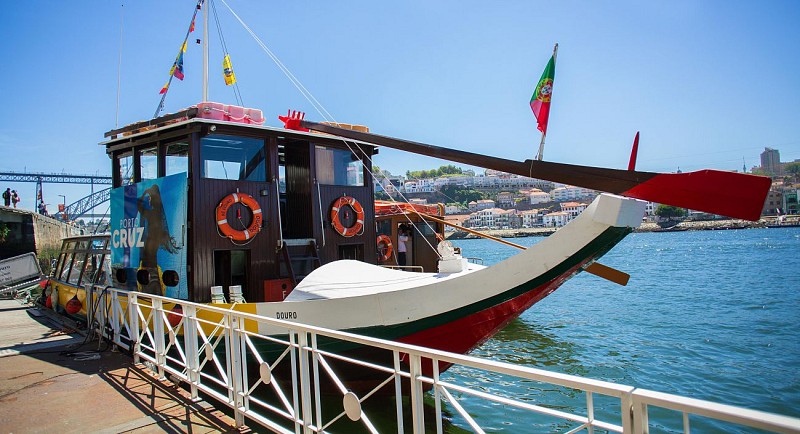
[530,54,556,134]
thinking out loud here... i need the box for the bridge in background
[0,171,112,221]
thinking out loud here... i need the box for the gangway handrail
[86,286,800,434]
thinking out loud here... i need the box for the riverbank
[446,218,796,240]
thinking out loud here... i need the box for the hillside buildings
[760,148,782,176]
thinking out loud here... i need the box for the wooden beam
[584,262,630,286]
[303,120,770,221]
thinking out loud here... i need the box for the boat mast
[115,4,124,128]
[202,0,209,102]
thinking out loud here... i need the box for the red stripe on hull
[398,260,588,356]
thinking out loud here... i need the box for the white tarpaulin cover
[285,260,483,301]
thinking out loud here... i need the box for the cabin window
[165,140,189,177]
[278,165,286,194]
[58,254,73,281]
[315,146,364,186]
[376,219,391,236]
[56,241,76,281]
[118,153,134,186]
[200,134,266,181]
[414,222,437,236]
[58,255,72,281]
[67,240,89,285]
[84,252,108,286]
[139,147,158,180]
[67,252,87,285]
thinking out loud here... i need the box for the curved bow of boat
[256,194,645,344]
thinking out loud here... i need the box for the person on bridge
[2,188,9,207]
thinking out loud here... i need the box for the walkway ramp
[0,299,239,433]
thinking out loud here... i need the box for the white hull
[252,194,645,335]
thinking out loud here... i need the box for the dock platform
[0,298,241,433]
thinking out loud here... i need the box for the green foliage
[655,204,687,219]
[37,246,60,275]
[407,165,464,179]
[0,222,8,243]
[785,162,800,178]
[439,185,484,205]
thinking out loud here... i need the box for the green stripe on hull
[347,226,632,341]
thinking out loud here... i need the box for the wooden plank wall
[190,177,280,302]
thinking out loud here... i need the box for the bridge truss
[0,171,112,221]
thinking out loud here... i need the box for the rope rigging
[217,0,445,257]
[209,0,243,106]
[153,0,204,118]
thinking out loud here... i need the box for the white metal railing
[87,286,800,433]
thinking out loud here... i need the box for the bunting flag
[172,51,185,80]
[155,0,202,101]
[222,54,237,85]
[529,54,556,134]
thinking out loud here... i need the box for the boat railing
[380,265,425,273]
[87,285,800,433]
[464,257,484,265]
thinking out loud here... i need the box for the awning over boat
[374,201,442,217]
[285,260,484,301]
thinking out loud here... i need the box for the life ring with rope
[376,234,393,262]
[330,196,364,237]
[216,192,263,242]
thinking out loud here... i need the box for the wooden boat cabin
[101,103,444,304]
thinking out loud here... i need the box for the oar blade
[585,262,630,286]
[621,170,771,221]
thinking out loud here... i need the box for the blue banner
[110,174,188,300]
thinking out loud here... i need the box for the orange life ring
[216,192,263,241]
[331,196,364,237]
[377,234,393,262]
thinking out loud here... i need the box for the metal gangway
[85,286,800,433]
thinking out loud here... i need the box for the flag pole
[535,43,558,161]
[202,0,209,102]
[115,4,124,129]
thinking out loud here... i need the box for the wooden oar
[299,120,771,221]
[417,212,630,286]
[419,212,527,250]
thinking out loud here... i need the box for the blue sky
[1,1,798,213]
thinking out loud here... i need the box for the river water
[441,227,800,432]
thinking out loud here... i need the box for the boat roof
[374,201,443,217]
[101,108,377,150]
[61,233,110,242]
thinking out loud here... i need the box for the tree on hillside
[439,185,484,205]
[407,165,465,179]
[655,204,687,219]
[785,162,800,182]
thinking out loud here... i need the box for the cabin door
[412,221,440,272]
[279,139,314,239]
[213,250,249,301]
